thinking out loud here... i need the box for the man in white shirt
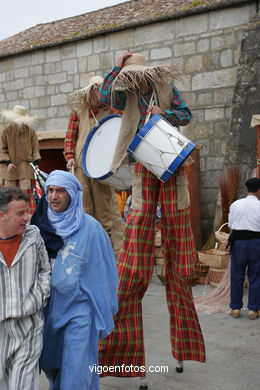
[228,178,260,320]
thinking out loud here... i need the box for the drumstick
[144,98,154,124]
[71,165,75,176]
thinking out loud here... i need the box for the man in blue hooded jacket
[33,170,118,390]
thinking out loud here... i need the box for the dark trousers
[230,239,260,311]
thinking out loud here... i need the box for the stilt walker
[98,53,206,389]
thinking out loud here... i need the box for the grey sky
[0,0,128,40]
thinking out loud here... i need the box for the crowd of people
[0,52,259,390]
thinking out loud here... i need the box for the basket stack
[198,223,230,287]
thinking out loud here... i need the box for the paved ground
[40,275,260,390]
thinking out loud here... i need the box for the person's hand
[115,52,133,68]
[7,163,16,172]
[150,105,165,115]
[66,158,75,169]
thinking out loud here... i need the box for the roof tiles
[0,0,252,58]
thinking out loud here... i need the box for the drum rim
[82,113,122,180]
[127,113,196,183]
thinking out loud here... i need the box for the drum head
[82,115,122,179]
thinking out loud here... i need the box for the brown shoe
[248,310,258,320]
[230,309,240,318]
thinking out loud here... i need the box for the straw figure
[0,105,41,213]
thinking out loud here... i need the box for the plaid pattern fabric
[99,165,205,376]
[100,66,192,130]
[23,188,36,214]
[63,111,79,161]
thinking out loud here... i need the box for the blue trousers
[230,239,260,311]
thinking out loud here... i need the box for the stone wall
[0,2,259,241]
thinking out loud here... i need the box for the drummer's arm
[99,67,126,110]
[162,84,192,127]
[63,111,79,162]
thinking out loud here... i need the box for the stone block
[174,41,195,57]
[15,68,29,79]
[38,96,51,108]
[48,107,58,117]
[60,83,74,93]
[13,55,31,68]
[76,41,92,57]
[150,48,172,60]
[51,94,67,106]
[220,50,233,68]
[61,44,76,58]
[109,29,134,50]
[94,36,109,53]
[211,34,236,51]
[135,21,174,45]
[78,57,87,73]
[79,73,96,88]
[33,108,48,118]
[87,55,100,71]
[196,139,209,156]
[197,92,213,106]
[205,108,225,121]
[6,91,18,101]
[24,79,33,87]
[10,79,24,90]
[36,75,48,85]
[192,68,238,90]
[185,55,203,73]
[176,13,207,37]
[0,73,6,82]
[31,51,45,65]
[46,48,61,63]
[209,6,251,30]
[206,157,225,170]
[213,88,234,105]
[29,65,43,76]
[61,59,78,75]
[48,73,67,85]
[35,86,46,97]
[192,122,210,138]
[197,39,210,53]
[46,117,67,130]
[47,86,56,95]
[43,63,56,74]
[99,52,114,72]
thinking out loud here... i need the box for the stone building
[0,0,259,241]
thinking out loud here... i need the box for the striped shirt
[0,225,50,321]
[228,195,260,231]
[100,66,192,132]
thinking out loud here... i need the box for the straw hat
[0,105,41,127]
[66,75,104,111]
[112,53,176,93]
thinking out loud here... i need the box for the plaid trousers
[99,164,205,376]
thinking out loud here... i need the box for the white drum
[127,113,196,183]
[82,114,134,191]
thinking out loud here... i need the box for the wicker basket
[208,267,226,287]
[155,255,166,285]
[198,249,230,269]
[154,229,166,284]
[215,223,230,244]
[193,262,209,285]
